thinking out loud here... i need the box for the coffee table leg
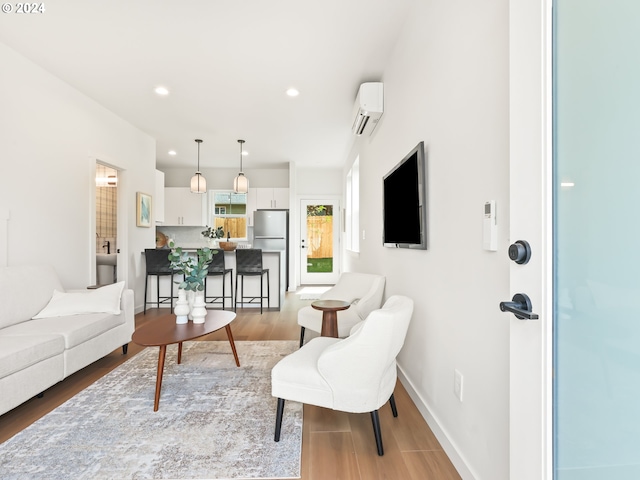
[177,342,183,364]
[225,324,240,367]
[154,345,167,412]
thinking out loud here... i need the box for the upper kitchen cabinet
[154,170,165,224]
[163,187,207,226]
[254,188,289,209]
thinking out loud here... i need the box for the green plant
[167,240,218,291]
[201,225,225,239]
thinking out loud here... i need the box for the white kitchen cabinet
[246,188,257,225]
[163,187,207,226]
[154,170,165,224]
[255,188,289,209]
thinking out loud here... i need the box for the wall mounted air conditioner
[352,82,384,136]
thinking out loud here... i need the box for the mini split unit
[352,82,384,136]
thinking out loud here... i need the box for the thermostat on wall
[483,200,497,251]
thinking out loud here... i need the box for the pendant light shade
[190,139,207,194]
[233,139,249,193]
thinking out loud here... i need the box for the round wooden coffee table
[311,300,351,338]
[132,310,239,411]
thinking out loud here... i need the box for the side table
[311,300,351,338]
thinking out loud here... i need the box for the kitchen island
[143,248,285,311]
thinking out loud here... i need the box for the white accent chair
[297,272,385,346]
[272,295,413,456]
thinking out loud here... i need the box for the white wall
[0,42,156,310]
[296,168,342,196]
[345,2,510,479]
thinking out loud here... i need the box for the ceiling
[0,1,412,170]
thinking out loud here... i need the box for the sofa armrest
[120,289,135,327]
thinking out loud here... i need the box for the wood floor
[0,292,461,480]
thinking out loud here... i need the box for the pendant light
[233,139,249,193]
[190,139,207,194]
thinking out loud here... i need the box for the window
[209,191,248,239]
[345,156,360,252]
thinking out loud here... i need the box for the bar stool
[235,248,270,314]
[144,248,179,314]
[204,250,233,309]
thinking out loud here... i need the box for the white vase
[186,290,195,320]
[191,290,207,324]
[207,238,219,249]
[174,289,189,324]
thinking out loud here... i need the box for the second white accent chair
[297,272,385,346]
[272,295,414,456]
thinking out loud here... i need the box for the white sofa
[0,265,135,416]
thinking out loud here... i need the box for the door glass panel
[554,1,640,478]
[306,204,333,273]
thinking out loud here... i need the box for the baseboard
[397,366,478,480]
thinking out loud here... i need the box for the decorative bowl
[219,241,238,251]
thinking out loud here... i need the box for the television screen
[383,142,427,249]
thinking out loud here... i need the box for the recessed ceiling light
[154,86,170,96]
[168,150,176,156]
[286,88,299,97]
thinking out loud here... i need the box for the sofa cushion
[0,334,65,378]
[1,312,126,349]
[0,265,64,329]
[32,282,125,319]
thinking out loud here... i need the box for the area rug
[296,286,331,300]
[0,341,302,480]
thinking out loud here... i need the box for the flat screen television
[383,141,427,249]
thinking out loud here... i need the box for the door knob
[500,293,539,320]
[508,240,531,264]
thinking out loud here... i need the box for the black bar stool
[143,248,179,313]
[235,249,270,314]
[204,250,233,309]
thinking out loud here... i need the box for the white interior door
[299,199,340,285]
[508,1,553,479]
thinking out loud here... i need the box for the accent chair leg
[389,393,398,417]
[267,270,270,310]
[299,327,306,348]
[275,398,285,442]
[370,410,384,456]
[122,343,129,354]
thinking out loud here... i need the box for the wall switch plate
[362,230,366,240]
[454,369,464,402]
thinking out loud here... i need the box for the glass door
[300,199,340,285]
[554,1,640,478]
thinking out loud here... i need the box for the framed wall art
[136,192,152,227]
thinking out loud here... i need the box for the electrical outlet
[454,369,464,402]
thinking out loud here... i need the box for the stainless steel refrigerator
[253,209,289,288]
